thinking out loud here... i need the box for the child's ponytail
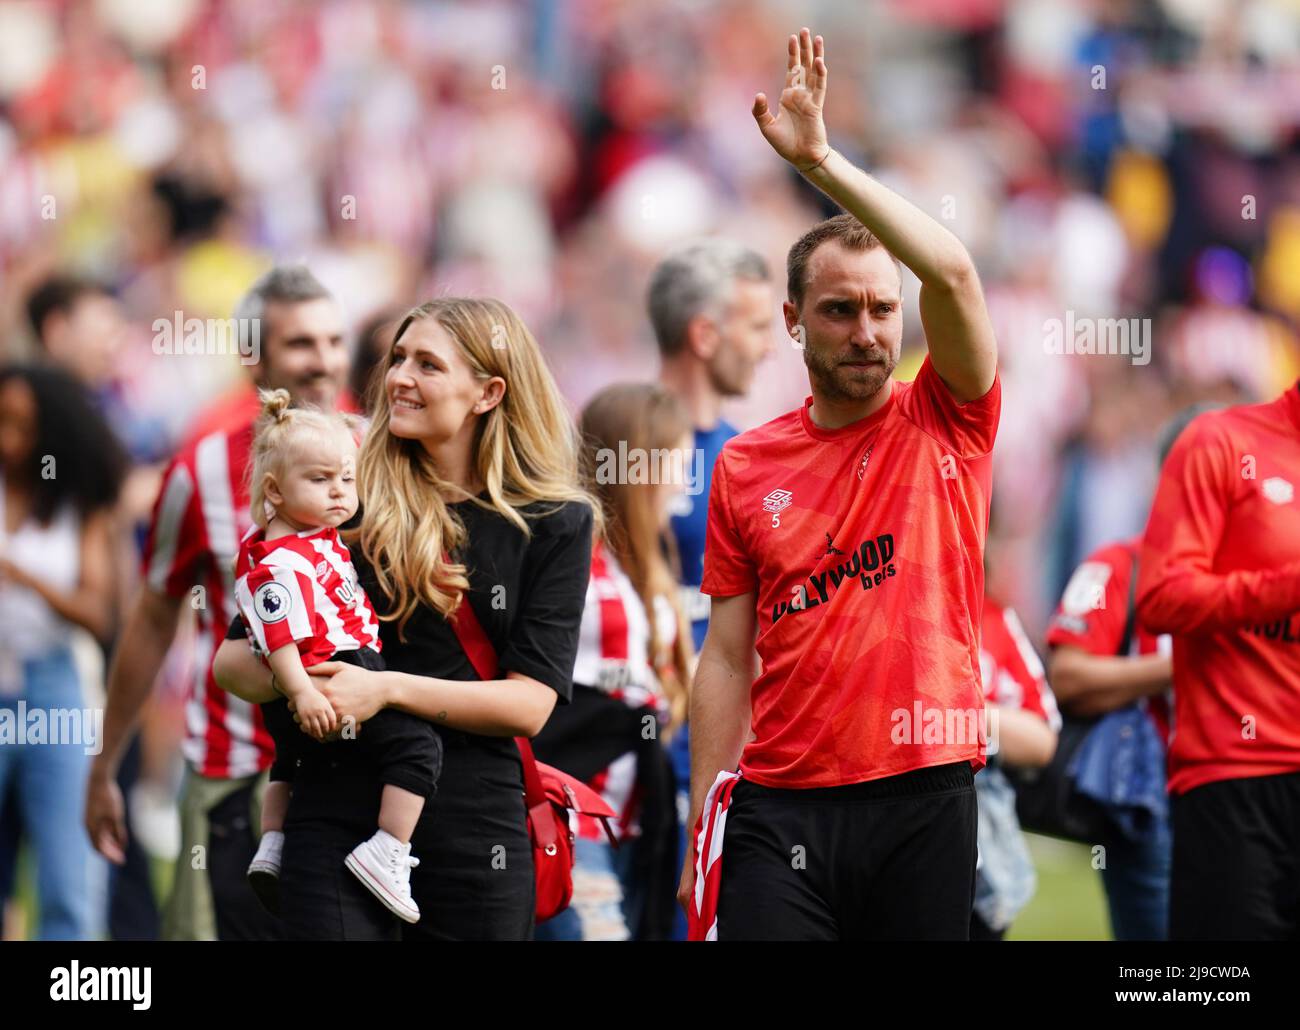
[259,387,292,425]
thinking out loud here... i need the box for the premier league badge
[253,582,292,623]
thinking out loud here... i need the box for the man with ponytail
[86,265,348,941]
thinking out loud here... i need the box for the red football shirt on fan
[570,540,674,841]
[142,392,365,779]
[981,600,1061,731]
[1046,538,1173,745]
[703,356,1001,788]
[234,525,381,667]
[143,421,272,778]
[1137,384,1300,795]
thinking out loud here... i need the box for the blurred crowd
[1,0,1299,934]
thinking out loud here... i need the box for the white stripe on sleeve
[146,463,195,593]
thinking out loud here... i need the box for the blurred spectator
[0,364,127,939]
[23,272,169,940]
[534,382,693,941]
[350,304,409,412]
[975,596,1061,940]
[24,275,171,521]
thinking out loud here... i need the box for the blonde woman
[214,298,595,940]
[533,383,694,941]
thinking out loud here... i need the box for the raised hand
[752,28,830,173]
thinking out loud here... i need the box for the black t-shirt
[227,494,593,774]
[359,496,591,726]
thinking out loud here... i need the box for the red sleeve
[141,453,208,599]
[984,605,1061,730]
[1045,544,1134,656]
[897,355,1001,459]
[701,451,757,597]
[243,564,316,655]
[1138,414,1300,633]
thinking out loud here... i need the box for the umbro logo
[762,489,793,514]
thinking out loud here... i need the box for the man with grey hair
[650,239,776,652]
[85,265,349,940]
[648,238,776,940]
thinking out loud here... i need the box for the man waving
[682,29,1000,941]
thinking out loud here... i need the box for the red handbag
[446,592,615,922]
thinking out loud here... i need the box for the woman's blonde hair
[355,297,599,637]
[247,388,360,528]
[579,383,695,733]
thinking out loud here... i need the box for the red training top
[1046,538,1173,746]
[703,356,1001,788]
[1137,383,1300,795]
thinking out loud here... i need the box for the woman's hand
[752,28,830,173]
[309,661,388,728]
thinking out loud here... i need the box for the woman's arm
[390,669,558,737]
[1,509,116,641]
[313,662,558,738]
[212,637,279,705]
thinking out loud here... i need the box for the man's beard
[297,375,337,401]
[803,345,895,402]
[262,373,339,406]
[706,352,750,399]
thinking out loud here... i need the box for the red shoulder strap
[448,591,498,681]
[443,578,550,822]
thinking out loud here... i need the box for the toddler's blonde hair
[248,389,361,528]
